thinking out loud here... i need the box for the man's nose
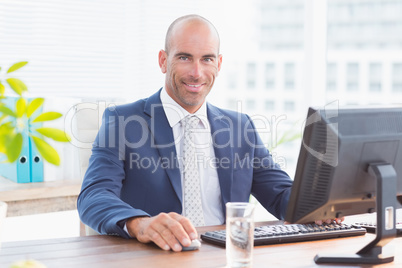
[188,61,202,78]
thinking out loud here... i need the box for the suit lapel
[143,93,235,213]
[144,89,182,204]
[207,104,233,214]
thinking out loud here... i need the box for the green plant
[0,61,70,165]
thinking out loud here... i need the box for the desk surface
[0,222,401,268]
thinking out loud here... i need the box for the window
[346,63,359,91]
[227,72,238,90]
[247,63,257,89]
[369,63,382,92]
[260,1,304,50]
[326,63,337,91]
[284,63,295,90]
[393,63,402,92]
[265,100,275,111]
[227,99,238,110]
[246,99,256,110]
[284,101,295,112]
[327,0,402,49]
[265,63,275,90]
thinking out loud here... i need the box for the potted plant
[0,61,70,173]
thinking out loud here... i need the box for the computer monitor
[285,106,402,265]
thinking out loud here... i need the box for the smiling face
[159,18,222,114]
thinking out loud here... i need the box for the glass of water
[226,202,255,268]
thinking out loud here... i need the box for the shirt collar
[160,87,208,128]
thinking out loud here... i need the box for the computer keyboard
[352,222,402,235]
[200,222,366,247]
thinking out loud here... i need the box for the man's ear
[159,50,168,74]
[216,54,223,75]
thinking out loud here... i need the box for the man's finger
[160,225,184,251]
[127,213,197,252]
[127,216,174,250]
[148,228,171,251]
[315,217,345,225]
[169,212,198,241]
[150,213,186,251]
[315,219,323,225]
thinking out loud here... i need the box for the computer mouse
[181,239,201,251]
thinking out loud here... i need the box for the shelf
[0,176,82,217]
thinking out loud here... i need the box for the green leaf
[0,137,6,154]
[0,114,8,124]
[31,135,60,165]
[0,130,9,154]
[6,78,28,96]
[0,121,14,132]
[35,127,71,142]
[0,105,17,117]
[27,98,44,118]
[7,61,28,73]
[5,132,23,162]
[0,122,15,154]
[32,111,62,123]
[0,82,5,96]
[0,120,14,129]
[16,98,27,117]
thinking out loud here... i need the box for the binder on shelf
[29,135,44,183]
[28,99,44,183]
[0,97,44,183]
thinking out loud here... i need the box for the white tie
[182,115,205,226]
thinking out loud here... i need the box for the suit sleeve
[77,107,149,238]
[247,115,293,220]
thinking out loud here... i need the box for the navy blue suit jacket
[77,89,293,238]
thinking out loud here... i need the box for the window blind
[0,0,127,98]
[0,0,222,100]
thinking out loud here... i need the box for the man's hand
[315,217,345,225]
[126,212,198,252]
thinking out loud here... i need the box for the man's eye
[179,56,188,60]
[204,58,213,62]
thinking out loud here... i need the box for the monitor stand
[315,163,398,265]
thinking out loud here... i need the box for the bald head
[164,14,220,54]
[158,14,222,113]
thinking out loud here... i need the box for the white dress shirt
[160,88,224,225]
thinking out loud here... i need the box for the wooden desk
[0,177,81,217]
[0,223,401,268]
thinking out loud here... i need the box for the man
[77,14,293,252]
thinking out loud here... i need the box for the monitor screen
[285,106,402,224]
